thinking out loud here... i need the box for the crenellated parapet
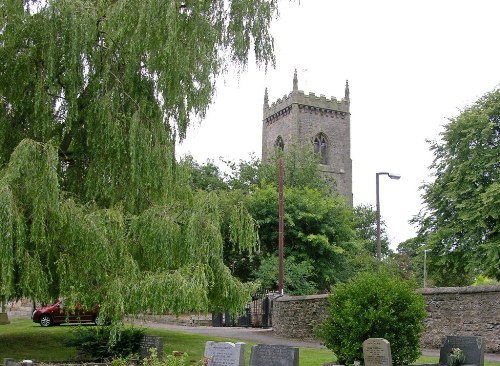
[263,89,349,126]
[263,92,293,125]
[263,70,350,126]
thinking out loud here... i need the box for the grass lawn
[1,318,497,366]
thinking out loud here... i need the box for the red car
[32,300,100,327]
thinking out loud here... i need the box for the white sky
[177,0,500,249]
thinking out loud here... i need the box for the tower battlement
[263,73,350,121]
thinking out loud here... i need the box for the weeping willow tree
[0,0,275,320]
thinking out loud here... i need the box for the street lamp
[423,249,431,288]
[376,172,401,261]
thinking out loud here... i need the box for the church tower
[262,70,353,206]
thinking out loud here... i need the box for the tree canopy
[414,88,500,285]
[186,146,389,293]
[0,0,278,319]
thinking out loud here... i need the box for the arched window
[313,133,328,164]
[275,136,284,151]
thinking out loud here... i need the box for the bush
[317,271,426,366]
[64,326,146,360]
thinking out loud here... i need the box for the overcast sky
[177,0,500,249]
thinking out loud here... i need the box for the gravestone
[439,336,484,366]
[249,344,299,366]
[0,313,10,325]
[4,358,18,366]
[363,338,392,366]
[139,335,163,359]
[204,341,245,366]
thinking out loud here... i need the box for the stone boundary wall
[419,285,500,353]
[272,286,500,353]
[272,294,329,340]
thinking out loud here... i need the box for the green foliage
[182,145,359,293]
[260,143,336,195]
[183,156,229,192]
[352,204,391,258]
[0,0,277,322]
[414,88,500,284]
[254,255,317,295]
[473,275,500,286]
[317,271,427,366]
[139,348,203,366]
[389,237,429,283]
[64,326,146,360]
[249,184,355,292]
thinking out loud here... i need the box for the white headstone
[363,338,392,366]
[204,341,246,366]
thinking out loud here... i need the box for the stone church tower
[261,70,353,206]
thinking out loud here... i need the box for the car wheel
[40,315,52,327]
[93,315,100,325]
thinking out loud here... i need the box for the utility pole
[278,158,284,295]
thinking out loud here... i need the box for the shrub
[317,270,426,365]
[64,326,146,360]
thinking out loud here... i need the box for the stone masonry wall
[420,286,500,353]
[272,294,329,339]
[272,286,500,353]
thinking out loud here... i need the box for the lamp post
[423,249,431,288]
[376,172,401,261]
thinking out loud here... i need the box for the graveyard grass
[1,318,496,366]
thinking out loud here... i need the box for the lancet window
[313,133,328,164]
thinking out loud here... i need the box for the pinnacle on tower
[293,69,298,92]
[264,87,269,108]
[344,79,350,101]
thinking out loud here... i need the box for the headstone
[249,344,299,366]
[439,336,484,366]
[363,338,392,366]
[204,341,245,366]
[139,335,163,359]
[4,358,18,366]
[0,313,10,325]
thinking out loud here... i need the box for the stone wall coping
[274,286,500,301]
[274,294,329,302]
[418,285,500,295]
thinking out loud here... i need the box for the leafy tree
[222,154,262,192]
[317,271,427,366]
[183,156,228,191]
[253,255,317,295]
[414,88,500,284]
[352,204,391,258]
[184,145,367,293]
[248,184,355,292]
[260,143,336,195]
[0,0,278,319]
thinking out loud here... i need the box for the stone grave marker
[139,335,163,359]
[439,336,484,366]
[204,341,245,366]
[249,344,299,366]
[0,313,10,325]
[363,338,392,366]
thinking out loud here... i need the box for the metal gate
[238,288,274,328]
[211,289,275,328]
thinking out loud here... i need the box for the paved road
[131,320,500,363]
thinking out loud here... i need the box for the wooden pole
[278,158,284,295]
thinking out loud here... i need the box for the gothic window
[313,133,328,164]
[275,136,284,151]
